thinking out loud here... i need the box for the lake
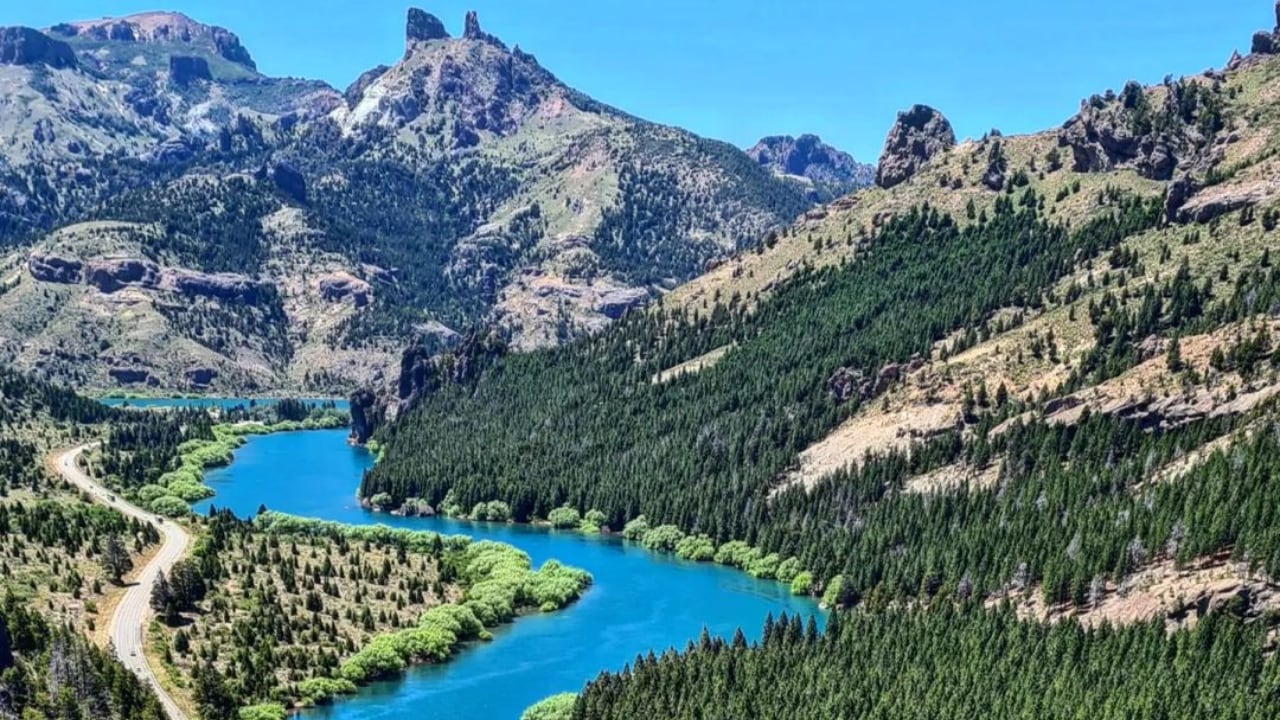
[194,428,822,719]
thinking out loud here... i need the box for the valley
[1,3,1280,720]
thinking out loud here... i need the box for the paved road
[56,444,191,720]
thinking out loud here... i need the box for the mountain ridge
[0,7,811,394]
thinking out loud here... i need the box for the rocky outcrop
[55,12,257,70]
[184,366,217,388]
[1175,179,1279,224]
[317,271,372,307]
[461,11,503,46]
[980,140,1008,192]
[165,269,264,303]
[595,287,650,319]
[0,27,78,70]
[826,362,902,404]
[108,367,154,385]
[1057,79,1219,182]
[875,105,956,189]
[256,162,307,204]
[345,64,390,108]
[747,134,876,200]
[46,253,265,303]
[168,55,212,86]
[143,137,204,165]
[1164,174,1198,223]
[27,252,83,284]
[85,257,160,292]
[348,388,384,445]
[405,8,450,53]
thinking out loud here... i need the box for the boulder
[317,271,372,307]
[875,105,956,189]
[27,251,83,284]
[168,55,212,86]
[595,287,650,319]
[0,27,78,70]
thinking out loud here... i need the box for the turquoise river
[187,426,822,719]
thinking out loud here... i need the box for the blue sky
[13,1,1270,160]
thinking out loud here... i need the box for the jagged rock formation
[747,134,875,201]
[875,105,956,189]
[1058,78,1223,181]
[0,26,78,69]
[405,8,450,47]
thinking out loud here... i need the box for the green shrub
[296,676,357,706]
[547,505,581,529]
[239,703,287,720]
[790,571,814,596]
[640,524,685,553]
[674,534,716,561]
[821,575,846,608]
[621,516,650,541]
[521,693,577,720]
[713,540,761,570]
[746,552,781,579]
[150,495,190,517]
[471,500,512,522]
[136,484,167,503]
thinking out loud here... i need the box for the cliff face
[0,27,78,69]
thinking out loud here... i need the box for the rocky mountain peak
[875,104,956,189]
[0,26,78,70]
[405,8,450,51]
[50,11,256,70]
[464,11,483,39]
[747,134,875,201]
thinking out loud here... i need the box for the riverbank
[366,498,824,602]
[149,510,592,715]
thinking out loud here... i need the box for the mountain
[746,133,875,202]
[0,9,810,394]
[361,0,1280,653]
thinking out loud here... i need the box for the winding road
[56,444,191,720]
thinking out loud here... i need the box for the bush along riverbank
[369,494,823,601]
[151,511,592,716]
